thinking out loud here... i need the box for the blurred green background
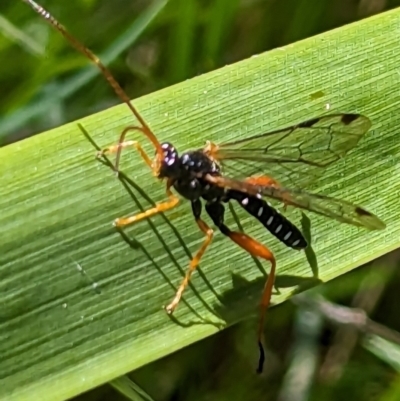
[2,0,400,400]
[1,0,400,145]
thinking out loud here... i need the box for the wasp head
[155,142,181,179]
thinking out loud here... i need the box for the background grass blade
[1,7,400,401]
[0,12,44,55]
[364,335,400,372]
[166,0,197,84]
[110,376,155,401]
[0,0,168,140]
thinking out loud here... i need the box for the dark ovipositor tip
[256,341,265,374]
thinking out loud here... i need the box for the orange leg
[165,218,214,314]
[97,126,174,227]
[227,231,276,373]
[205,200,276,372]
[114,187,179,228]
[97,125,154,172]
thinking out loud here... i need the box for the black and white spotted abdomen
[227,190,307,250]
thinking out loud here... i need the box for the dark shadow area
[213,272,321,326]
[228,201,319,293]
[209,205,321,326]
[309,90,325,100]
[118,228,223,330]
[275,275,322,291]
[300,211,319,278]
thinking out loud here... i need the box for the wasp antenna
[22,0,162,155]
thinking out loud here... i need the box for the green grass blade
[110,376,155,401]
[364,335,400,373]
[0,12,44,55]
[1,7,400,401]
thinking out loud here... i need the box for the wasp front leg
[114,185,179,228]
[97,125,155,173]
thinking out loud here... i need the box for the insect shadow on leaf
[80,123,223,328]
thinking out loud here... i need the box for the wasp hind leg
[205,201,276,374]
[165,199,214,314]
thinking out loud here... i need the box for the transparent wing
[206,114,372,188]
[205,175,385,230]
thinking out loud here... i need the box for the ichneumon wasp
[23,0,386,373]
